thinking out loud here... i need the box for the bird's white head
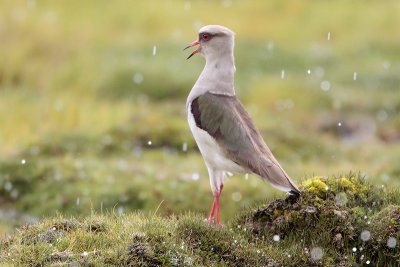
[184,25,235,61]
[185,25,236,99]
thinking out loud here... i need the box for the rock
[304,206,317,214]
[333,210,349,219]
[333,233,343,249]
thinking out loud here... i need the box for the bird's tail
[261,160,301,196]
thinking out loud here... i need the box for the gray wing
[191,92,300,194]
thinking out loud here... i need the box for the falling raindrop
[10,189,19,199]
[147,140,152,146]
[132,146,143,158]
[353,72,357,80]
[30,146,40,155]
[54,100,64,111]
[182,142,188,152]
[338,122,342,127]
[222,0,232,7]
[27,0,36,9]
[307,69,311,75]
[191,173,200,181]
[231,192,242,202]
[327,32,331,40]
[137,94,149,103]
[315,66,325,77]
[76,197,80,206]
[117,160,129,171]
[4,182,12,191]
[320,80,331,91]
[133,73,144,84]
[285,99,294,109]
[360,230,371,241]
[376,110,388,121]
[273,235,280,242]
[281,70,285,79]
[117,206,124,215]
[244,173,249,180]
[152,45,157,56]
[381,175,391,184]
[184,1,191,11]
[266,41,274,51]
[311,247,324,260]
[387,237,397,248]
[382,61,391,70]
[54,170,62,181]
[21,159,26,165]
[193,20,203,31]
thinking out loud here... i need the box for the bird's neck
[203,55,236,94]
[188,53,236,103]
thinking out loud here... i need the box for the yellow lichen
[338,177,355,190]
[301,176,328,194]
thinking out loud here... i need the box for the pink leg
[215,184,224,227]
[215,196,221,226]
[208,198,216,225]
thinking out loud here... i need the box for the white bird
[185,25,300,226]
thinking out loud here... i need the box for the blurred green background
[1,0,399,235]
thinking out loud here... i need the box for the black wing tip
[285,190,301,204]
[285,190,301,203]
[289,190,301,198]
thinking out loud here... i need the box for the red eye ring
[202,33,211,41]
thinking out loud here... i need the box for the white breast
[187,103,244,174]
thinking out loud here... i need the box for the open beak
[184,40,200,60]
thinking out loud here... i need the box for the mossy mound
[1,175,400,266]
[240,175,400,266]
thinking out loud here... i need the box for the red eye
[202,33,210,41]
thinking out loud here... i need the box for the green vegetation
[1,176,399,266]
[1,1,399,265]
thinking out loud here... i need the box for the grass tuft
[2,175,399,266]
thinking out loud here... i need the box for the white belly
[187,105,244,174]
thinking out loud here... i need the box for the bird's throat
[197,54,236,96]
